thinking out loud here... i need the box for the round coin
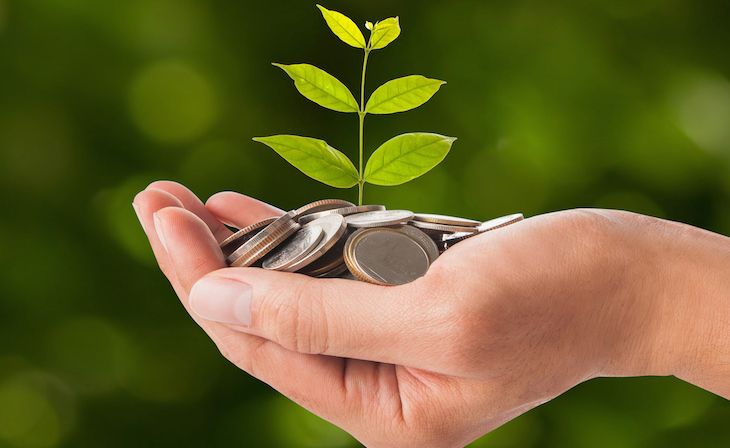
[441,213,525,249]
[285,214,348,273]
[477,213,524,232]
[345,210,414,228]
[409,220,480,234]
[261,224,325,271]
[293,199,355,221]
[317,262,350,278]
[412,213,480,227]
[227,212,300,267]
[298,233,348,277]
[298,204,385,225]
[344,226,439,286]
[219,217,278,257]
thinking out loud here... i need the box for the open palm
[134,181,651,447]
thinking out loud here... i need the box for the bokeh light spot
[94,174,162,266]
[672,72,730,154]
[46,317,132,394]
[0,375,62,448]
[129,60,218,143]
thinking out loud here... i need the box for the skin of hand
[132,181,730,448]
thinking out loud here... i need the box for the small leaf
[253,135,359,188]
[370,17,400,50]
[365,21,374,30]
[366,75,446,114]
[364,133,456,186]
[316,4,366,49]
[273,63,359,113]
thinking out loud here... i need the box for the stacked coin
[220,199,524,286]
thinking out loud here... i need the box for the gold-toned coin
[297,204,385,224]
[261,224,325,271]
[227,212,300,267]
[412,213,480,227]
[286,214,348,272]
[345,210,414,228]
[344,226,439,286]
[409,220,479,234]
[219,217,278,257]
[293,199,355,221]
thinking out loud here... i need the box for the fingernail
[190,276,252,326]
[153,212,169,252]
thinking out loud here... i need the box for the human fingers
[146,180,231,242]
[205,191,284,228]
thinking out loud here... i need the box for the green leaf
[316,4,366,49]
[273,63,359,113]
[366,75,446,114]
[369,17,400,50]
[253,135,359,188]
[364,133,456,186]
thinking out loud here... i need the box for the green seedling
[254,4,456,205]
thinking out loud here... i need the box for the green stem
[358,48,370,206]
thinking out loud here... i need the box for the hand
[133,181,730,448]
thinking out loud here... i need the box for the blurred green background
[1,0,729,446]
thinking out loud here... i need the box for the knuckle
[269,277,329,354]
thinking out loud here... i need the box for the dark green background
[1,0,729,446]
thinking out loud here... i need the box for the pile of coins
[219,199,524,286]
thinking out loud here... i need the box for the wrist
[601,213,730,396]
[655,220,730,396]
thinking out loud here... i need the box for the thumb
[188,267,440,365]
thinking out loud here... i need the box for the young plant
[253,4,456,205]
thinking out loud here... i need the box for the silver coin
[409,220,479,234]
[298,231,349,277]
[297,204,385,224]
[227,212,300,267]
[292,199,355,221]
[317,262,350,278]
[441,213,525,249]
[219,217,278,257]
[285,214,348,272]
[477,213,524,232]
[344,225,439,286]
[261,224,325,271]
[346,210,414,228]
[412,213,480,227]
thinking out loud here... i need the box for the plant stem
[358,48,370,206]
